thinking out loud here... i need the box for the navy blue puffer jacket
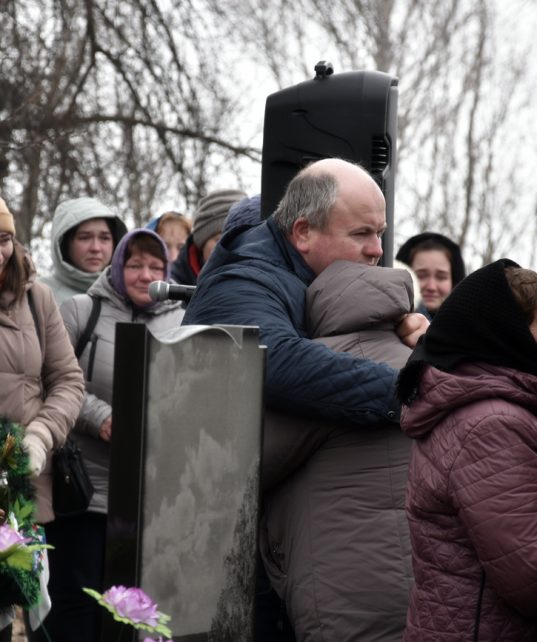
[183,218,400,426]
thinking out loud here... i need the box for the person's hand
[396,312,429,348]
[22,434,47,478]
[99,416,112,442]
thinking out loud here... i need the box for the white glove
[23,434,48,478]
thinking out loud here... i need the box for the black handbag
[52,435,94,517]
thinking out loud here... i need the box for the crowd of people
[1,156,537,642]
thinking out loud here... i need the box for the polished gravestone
[102,324,265,642]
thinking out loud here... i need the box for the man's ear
[290,217,312,253]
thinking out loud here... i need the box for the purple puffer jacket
[401,361,537,641]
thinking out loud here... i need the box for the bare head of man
[273,158,386,275]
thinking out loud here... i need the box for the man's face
[294,180,386,276]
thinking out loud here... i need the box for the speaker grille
[371,136,390,173]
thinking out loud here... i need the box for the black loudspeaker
[260,63,398,266]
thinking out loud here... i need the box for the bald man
[183,159,428,639]
[184,158,426,417]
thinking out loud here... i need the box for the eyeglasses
[124,263,165,276]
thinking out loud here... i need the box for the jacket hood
[49,197,127,291]
[401,362,537,439]
[222,194,261,235]
[145,216,159,231]
[306,260,413,338]
[204,217,315,286]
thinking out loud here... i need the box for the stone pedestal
[102,324,265,642]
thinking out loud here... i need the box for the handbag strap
[27,289,46,402]
[75,295,102,359]
[27,289,43,355]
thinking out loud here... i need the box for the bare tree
[0,0,261,248]
[208,0,537,270]
[3,0,537,270]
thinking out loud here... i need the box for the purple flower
[84,585,172,637]
[0,524,30,552]
[143,638,173,642]
[103,585,159,626]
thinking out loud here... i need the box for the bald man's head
[273,158,387,274]
[273,159,384,234]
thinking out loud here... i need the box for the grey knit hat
[192,188,247,250]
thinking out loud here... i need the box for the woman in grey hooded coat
[41,197,127,305]
[30,229,184,642]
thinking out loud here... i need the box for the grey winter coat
[41,197,127,305]
[60,268,184,513]
[261,261,414,641]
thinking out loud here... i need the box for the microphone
[148,281,197,302]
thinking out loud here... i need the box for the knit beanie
[397,258,537,403]
[0,198,15,236]
[192,189,247,250]
[396,232,466,286]
[110,228,169,304]
[222,194,262,234]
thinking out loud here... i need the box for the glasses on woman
[124,262,165,276]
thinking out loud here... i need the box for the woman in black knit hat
[397,259,537,641]
[396,232,466,320]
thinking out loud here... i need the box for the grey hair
[272,170,339,234]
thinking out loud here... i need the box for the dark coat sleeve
[184,265,400,426]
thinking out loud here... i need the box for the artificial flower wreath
[0,416,48,610]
